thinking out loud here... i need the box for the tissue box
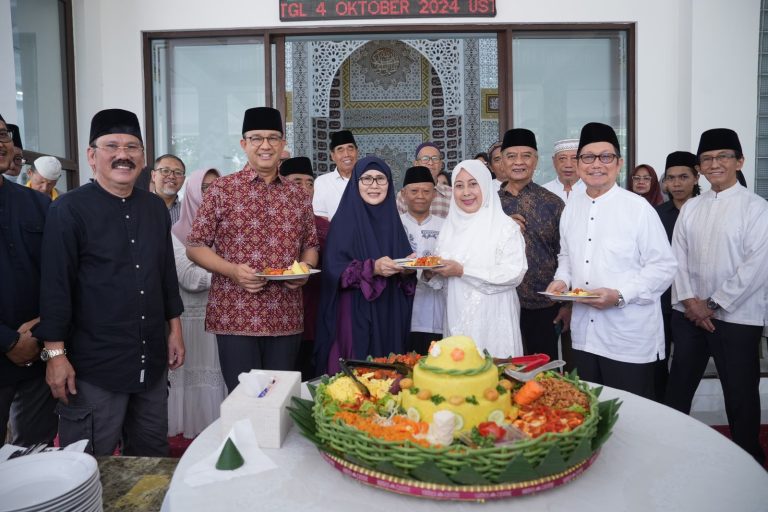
[219,370,301,448]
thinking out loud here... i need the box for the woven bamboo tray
[289,372,621,489]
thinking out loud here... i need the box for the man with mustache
[0,114,57,448]
[37,108,185,456]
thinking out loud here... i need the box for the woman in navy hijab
[314,156,416,375]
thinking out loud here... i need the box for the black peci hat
[89,109,142,144]
[242,107,283,136]
[665,151,697,170]
[402,166,435,187]
[279,156,314,177]
[330,130,356,151]
[696,128,742,157]
[501,128,537,151]
[577,122,620,155]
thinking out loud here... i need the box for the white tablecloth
[162,386,768,512]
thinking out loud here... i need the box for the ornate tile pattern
[479,38,498,89]
[463,37,482,160]
[310,40,366,117]
[348,41,423,102]
[404,39,463,116]
[290,41,312,160]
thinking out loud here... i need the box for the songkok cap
[553,138,579,154]
[414,142,441,159]
[7,124,22,150]
[89,109,142,144]
[501,128,537,151]
[330,130,356,150]
[279,156,314,178]
[0,113,4,122]
[402,166,435,187]
[665,151,697,170]
[578,122,620,155]
[242,107,283,136]
[696,128,742,157]
[33,156,62,181]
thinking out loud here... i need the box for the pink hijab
[171,168,220,244]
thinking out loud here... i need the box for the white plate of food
[395,256,445,269]
[538,289,600,301]
[256,269,321,280]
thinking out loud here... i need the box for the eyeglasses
[358,175,388,186]
[0,129,13,143]
[578,153,618,164]
[12,156,25,166]
[698,153,736,168]
[91,143,145,156]
[244,135,283,147]
[155,167,185,178]
[418,155,442,164]
[662,174,693,183]
[631,175,652,183]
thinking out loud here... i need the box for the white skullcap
[33,156,62,181]
[553,138,579,154]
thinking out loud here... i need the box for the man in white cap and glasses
[542,138,586,203]
[27,156,62,200]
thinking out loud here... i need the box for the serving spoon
[503,359,566,382]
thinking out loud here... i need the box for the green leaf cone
[450,465,491,485]
[215,437,245,471]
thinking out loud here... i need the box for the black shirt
[37,181,183,393]
[655,200,679,244]
[655,200,680,317]
[0,177,50,385]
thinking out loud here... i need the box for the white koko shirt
[400,212,445,334]
[554,185,677,363]
[542,178,586,203]
[671,183,768,326]
[312,168,349,220]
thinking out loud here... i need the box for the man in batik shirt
[187,107,319,391]
[497,128,566,361]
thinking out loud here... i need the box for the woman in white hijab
[425,159,527,357]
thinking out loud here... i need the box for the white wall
[14,0,756,185]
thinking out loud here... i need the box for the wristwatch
[615,292,626,309]
[40,348,67,362]
[706,297,720,311]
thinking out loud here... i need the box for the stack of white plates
[0,451,102,512]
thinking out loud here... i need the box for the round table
[162,385,768,511]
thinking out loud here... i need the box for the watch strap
[40,348,67,361]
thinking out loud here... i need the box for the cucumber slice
[452,412,464,431]
[406,407,421,422]
[488,409,505,425]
